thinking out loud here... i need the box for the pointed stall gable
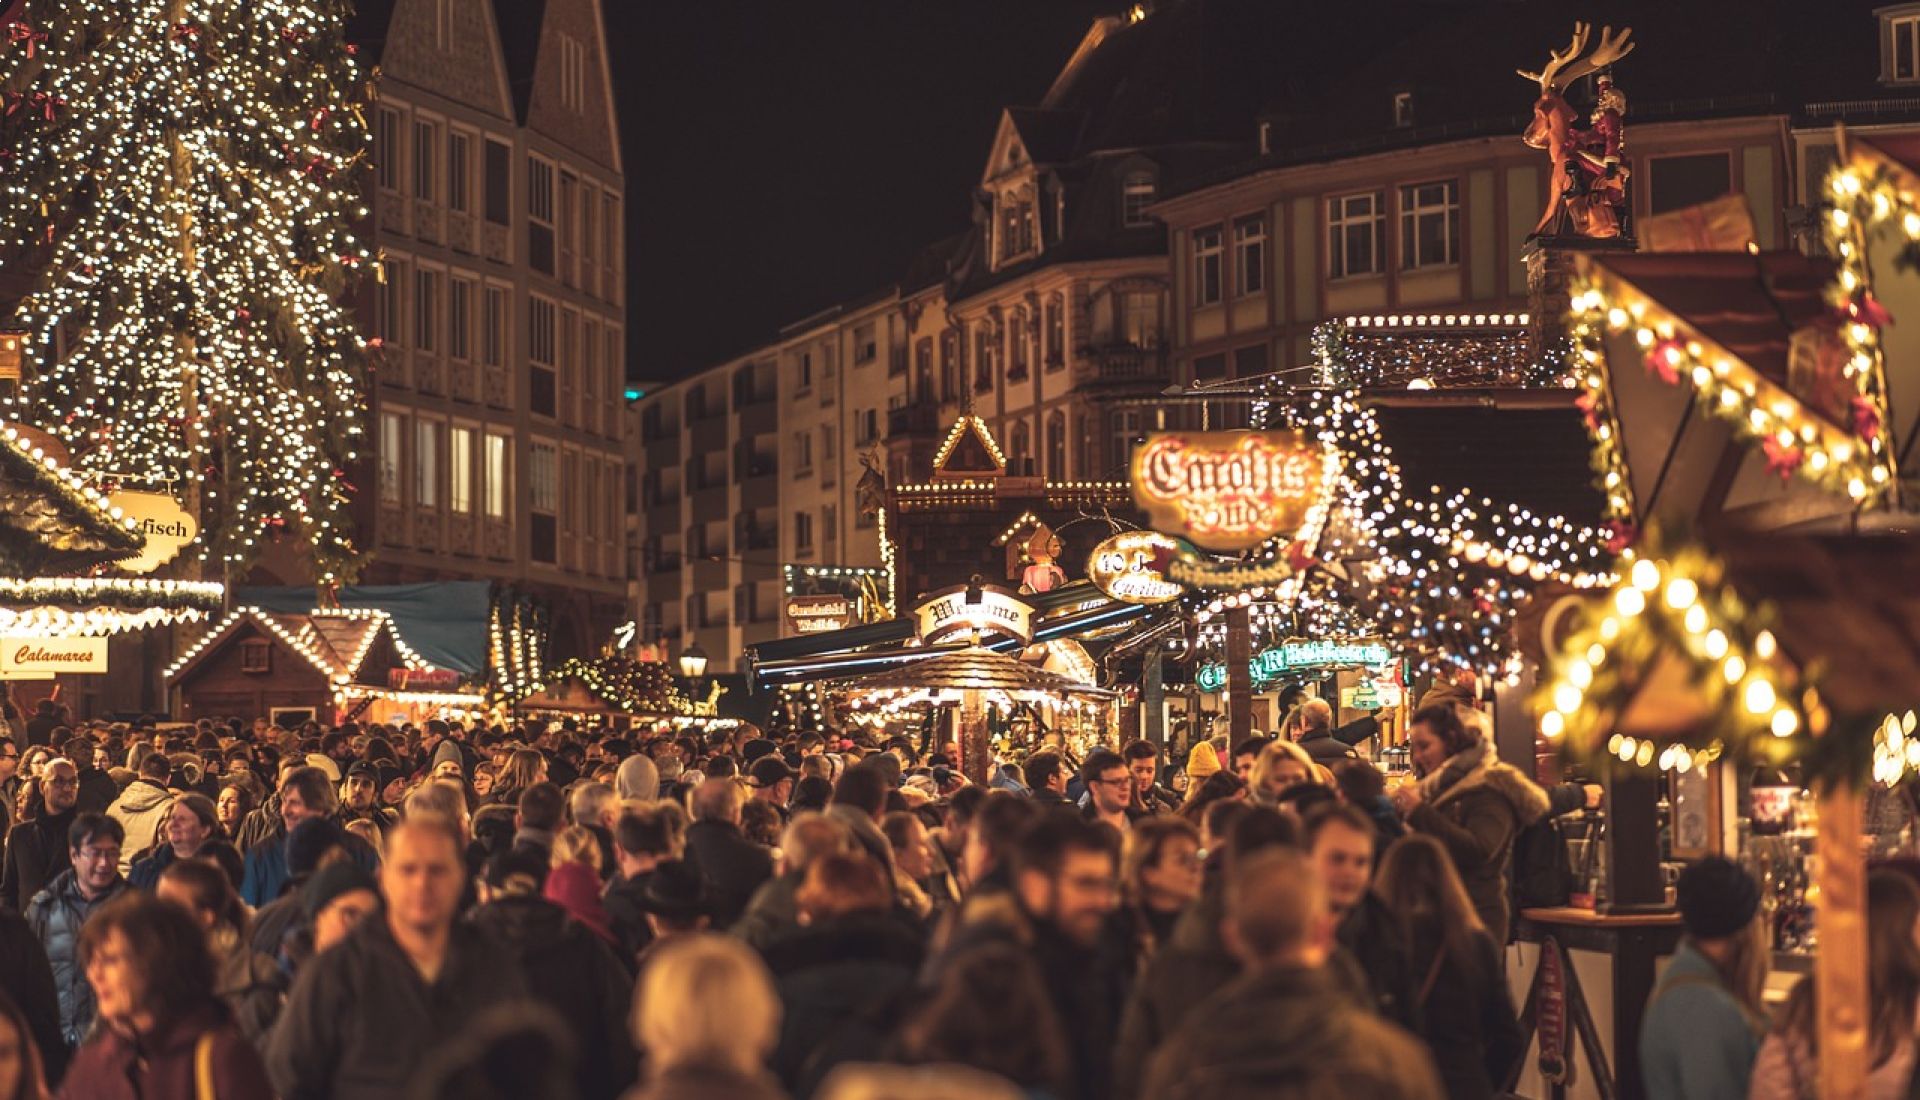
[372,0,515,122]
[521,0,621,173]
[166,608,433,688]
[0,422,142,574]
[932,416,1007,480]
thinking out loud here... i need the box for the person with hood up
[1390,702,1549,943]
[616,753,660,802]
[102,754,172,875]
[468,849,636,1100]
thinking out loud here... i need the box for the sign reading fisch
[0,636,107,678]
[1131,430,1335,551]
[107,491,198,574]
[912,584,1034,647]
[1087,531,1184,605]
[786,595,854,635]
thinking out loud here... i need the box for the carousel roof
[832,645,1116,698]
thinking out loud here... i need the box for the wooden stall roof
[0,424,143,573]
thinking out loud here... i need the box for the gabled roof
[0,422,143,574]
[166,607,434,686]
[932,416,1007,478]
[495,0,548,122]
[1004,108,1086,166]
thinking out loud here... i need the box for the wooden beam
[1816,784,1868,1100]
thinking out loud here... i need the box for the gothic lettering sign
[1196,639,1393,693]
[912,584,1034,647]
[1131,431,1335,551]
[107,491,198,574]
[786,595,854,635]
[0,636,107,677]
[1087,530,1184,605]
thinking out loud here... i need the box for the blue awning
[235,582,493,675]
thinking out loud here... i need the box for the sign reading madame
[1131,431,1333,551]
[0,636,108,678]
[1087,531,1183,605]
[912,585,1034,647]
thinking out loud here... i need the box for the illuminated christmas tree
[0,0,373,581]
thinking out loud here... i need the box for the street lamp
[678,643,708,682]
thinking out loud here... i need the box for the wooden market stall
[165,606,445,727]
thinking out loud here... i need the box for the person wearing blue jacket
[239,766,377,907]
[1638,857,1770,1100]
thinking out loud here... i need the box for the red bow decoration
[170,21,201,47]
[1575,391,1602,433]
[1285,540,1316,573]
[1762,438,1804,481]
[1846,291,1894,330]
[1602,521,1637,554]
[1644,338,1686,385]
[8,22,46,58]
[1852,395,1883,441]
[310,108,330,131]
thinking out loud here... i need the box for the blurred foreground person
[626,934,788,1100]
[0,990,49,1100]
[1638,857,1769,1100]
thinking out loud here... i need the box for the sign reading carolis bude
[0,636,107,678]
[107,491,198,574]
[786,595,854,635]
[1131,430,1334,551]
[912,584,1034,647]
[1087,530,1183,605]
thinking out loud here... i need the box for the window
[527,156,555,273]
[1649,153,1733,216]
[999,198,1035,262]
[823,505,837,545]
[375,107,401,192]
[854,408,878,445]
[529,296,555,364]
[240,640,271,674]
[793,511,814,553]
[853,323,877,365]
[414,419,440,508]
[485,434,508,519]
[379,412,404,503]
[1895,12,1920,82]
[483,138,511,225]
[1193,226,1223,306]
[1046,294,1066,369]
[974,322,995,391]
[1234,344,1270,378]
[1393,91,1415,129]
[912,337,931,390]
[792,431,813,475]
[1010,420,1031,475]
[447,131,471,214]
[1110,409,1144,472]
[449,426,474,513]
[940,330,959,400]
[381,257,407,346]
[412,119,438,202]
[1008,310,1029,378]
[482,286,507,368]
[1122,172,1157,226]
[413,269,439,353]
[1121,292,1161,348]
[530,441,557,512]
[448,278,471,361]
[1045,411,1067,479]
[796,352,812,393]
[433,0,452,47]
[558,172,578,283]
[1398,180,1459,270]
[558,33,587,112]
[580,181,597,293]
[1234,217,1267,296]
[1328,191,1385,279]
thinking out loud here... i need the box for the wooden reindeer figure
[1519,23,1636,240]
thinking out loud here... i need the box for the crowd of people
[0,689,1901,1100]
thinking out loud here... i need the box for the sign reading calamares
[1130,431,1334,551]
[0,636,107,678]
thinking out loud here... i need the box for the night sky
[607,0,1117,383]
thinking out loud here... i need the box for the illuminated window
[449,426,474,514]
[1122,173,1157,227]
[415,419,440,508]
[1234,216,1267,296]
[484,433,509,519]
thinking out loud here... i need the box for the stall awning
[832,645,1116,701]
[238,582,491,675]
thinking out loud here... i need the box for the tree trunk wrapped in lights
[0,0,373,582]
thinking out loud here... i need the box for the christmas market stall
[517,650,742,736]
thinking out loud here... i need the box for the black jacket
[0,907,67,1085]
[761,913,924,1099]
[603,870,655,960]
[1,807,74,913]
[1298,730,1359,764]
[72,766,115,816]
[1413,928,1525,1100]
[1335,892,1421,1034]
[681,819,773,928]
[467,895,637,1100]
[1113,888,1240,1100]
[264,916,530,1100]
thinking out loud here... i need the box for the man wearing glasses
[1080,748,1136,834]
[26,812,128,1048]
[1,757,80,911]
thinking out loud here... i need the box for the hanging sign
[1088,530,1184,605]
[913,584,1034,646]
[1131,430,1335,551]
[1341,680,1403,710]
[107,491,198,574]
[1196,639,1393,693]
[786,595,854,635]
[0,636,107,677]
[388,667,461,691]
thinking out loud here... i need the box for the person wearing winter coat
[1640,858,1770,1100]
[26,814,129,1050]
[1392,703,1550,943]
[153,859,285,1048]
[680,779,774,929]
[55,892,274,1100]
[238,767,377,907]
[760,853,924,1098]
[125,793,222,892]
[0,906,68,1087]
[2,764,79,913]
[103,754,172,875]
[468,849,637,1100]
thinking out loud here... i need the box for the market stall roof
[237,582,490,675]
[831,645,1116,699]
[0,422,143,573]
[167,607,435,686]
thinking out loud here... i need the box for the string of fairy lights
[0,0,373,581]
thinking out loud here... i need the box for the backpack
[1510,815,1573,913]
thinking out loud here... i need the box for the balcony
[887,401,944,440]
[1078,344,1170,386]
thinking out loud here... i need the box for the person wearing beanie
[1639,856,1769,1100]
[1183,740,1222,783]
[430,738,466,780]
[302,860,380,955]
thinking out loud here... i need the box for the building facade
[294,0,629,661]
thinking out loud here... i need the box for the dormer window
[999,195,1036,264]
[1122,172,1157,226]
[1882,5,1920,84]
[1393,91,1415,129]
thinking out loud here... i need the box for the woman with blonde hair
[1374,834,1523,1100]
[1248,739,1321,804]
[628,933,787,1100]
[551,824,604,876]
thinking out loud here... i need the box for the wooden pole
[1816,784,1868,1100]
[959,689,989,785]
[1226,605,1252,745]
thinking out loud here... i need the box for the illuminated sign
[388,667,461,691]
[913,584,1034,646]
[1342,681,1403,711]
[1131,430,1336,551]
[107,491,198,574]
[1196,640,1392,693]
[0,636,107,678]
[786,595,854,635]
[1087,530,1184,605]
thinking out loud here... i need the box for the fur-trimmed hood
[1432,758,1551,827]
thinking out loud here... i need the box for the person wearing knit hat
[302,860,380,954]
[430,738,465,780]
[1184,740,1222,781]
[1639,857,1768,1100]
